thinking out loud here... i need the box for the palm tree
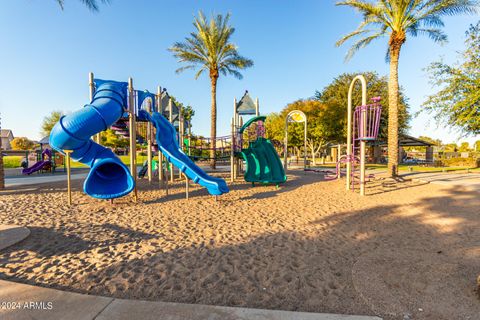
[55,0,109,11]
[170,12,253,168]
[336,0,478,177]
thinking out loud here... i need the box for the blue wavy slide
[49,80,135,199]
[139,110,229,196]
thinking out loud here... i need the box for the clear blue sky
[1,1,479,145]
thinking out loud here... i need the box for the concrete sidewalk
[403,172,480,190]
[0,225,30,251]
[4,173,88,187]
[0,280,381,320]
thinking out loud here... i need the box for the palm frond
[169,10,253,81]
[345,31,387,61]
[336,29,373,47]
[56,0,109,11]
[412,28,448,43]
[336,0,478,61]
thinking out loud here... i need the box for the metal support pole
[157,86,163,188]
[255,97,259,117]
[304,118,307,172]
[147,99,153,184]
[237,117,243,177]
[169,98,174,182]
[128,77,138,201]
[188,121,192,156]
[284,122,288,173]
[230,118,234,183]
[158,152,163,186]
[164,165,169,196]
[178,107,183,179]
[179,106,184,150]
[88,73,100,144]
[185,173,189,200]
[360,141,366,196]
[232,98,237,181]
[360,103,367,196]
[65,150,73,205]
[337,144,341,180]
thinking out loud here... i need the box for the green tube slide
[241,137,286,185]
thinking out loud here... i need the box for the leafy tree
[10,137,35,150]
[41,111,64,137]
[169,96,196,133]
[315,72,410,141]
[445,143,458,152]
[423,21,480,135]
[55,0,109,11]
[459,142,471,152]
[266,100,342,164]
[100,129,129,149]
[183,105,195,123]
[475,140,480,151]
[336,0,478,177]
[170,12,253,168]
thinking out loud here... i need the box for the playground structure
[231,91,258,181]
[341,75,382,196]
[238,116,286,186]
[49,73,229,203]
[180,90,286,186]
[229,91,286,186]
[284,75,382,196]
[22,148,53,175]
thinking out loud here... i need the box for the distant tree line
[266,72,410,163]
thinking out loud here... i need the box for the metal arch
[283,110,308,172]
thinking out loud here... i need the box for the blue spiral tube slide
[49,81,135,199]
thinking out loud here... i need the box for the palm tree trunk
[210,76,218,169]
[387,43,402,177]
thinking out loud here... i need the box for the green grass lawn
[2,156,23,168]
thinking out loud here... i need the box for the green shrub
[2,156,22,168]
[441,157,479,168]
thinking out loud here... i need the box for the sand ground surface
[0,170,478,320]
